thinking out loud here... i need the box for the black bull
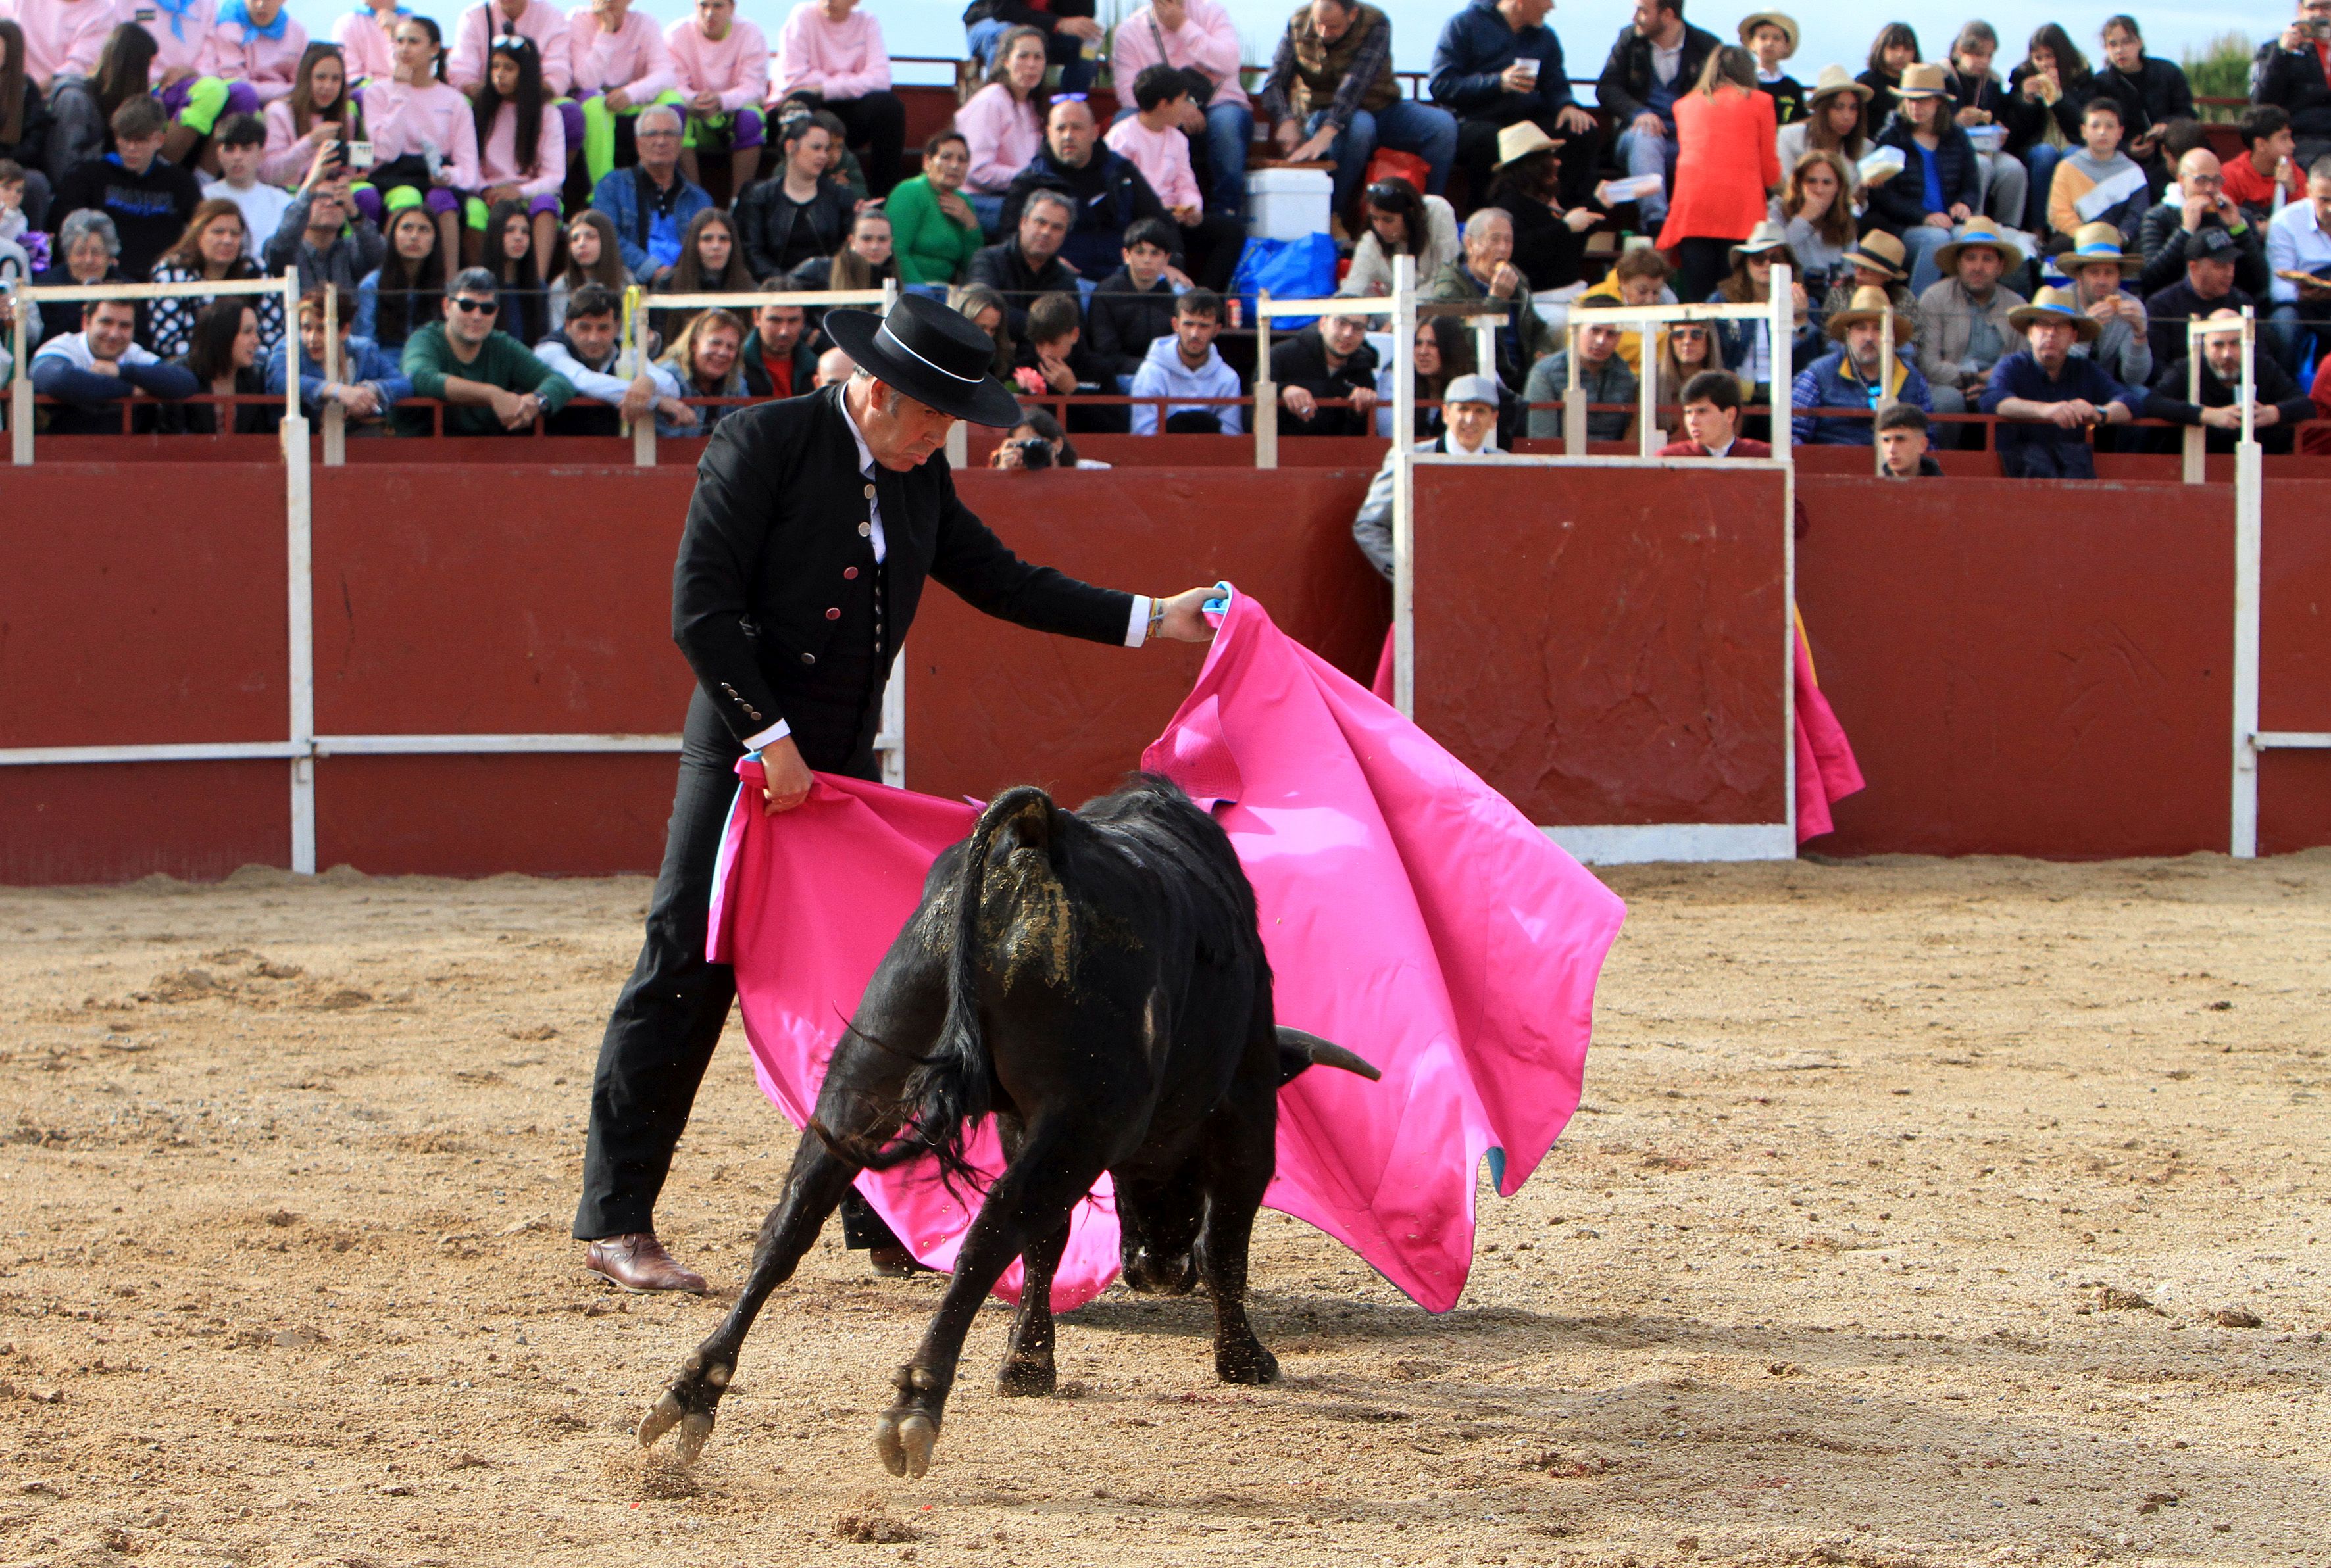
[638,776,1379,1478]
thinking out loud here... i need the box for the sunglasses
[1053,91,1090,103]
[452,297,498,314]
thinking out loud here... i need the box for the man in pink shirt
[1104,65,1241,290]
[1107,0,1251,221]
[772,0,901,196]
[666,0,765,193]
[5,0,116,177]
[568,0,678,184]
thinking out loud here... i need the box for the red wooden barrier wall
[4,459,2328,882]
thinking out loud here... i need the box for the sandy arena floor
[0,853,2325,1567]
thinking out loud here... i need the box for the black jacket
[1594,21,1720,127]
[2253,39,2331,143]
[2136,207,2270,297]
[1268,326,1379,437]
[961,0,1091,31]
[670,383,1134,760]
[0,78,54,174]
[964,238,1078,337]
[1855,66,1901,139]
[2093,56,2193,143]
[999,147,1166,280]
[1946,66,2009,126]
[2143,354,2311,453]
[2142,280,2257,368]
[1865,114,1983,232]
[734,176,853,282]
[1085,268,1178,381]
[739,328,818,398]
[159,362,282,435]
[1999,65,2094,154]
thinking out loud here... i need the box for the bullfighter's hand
[1154,587,1220,643]
[759,735,815,814]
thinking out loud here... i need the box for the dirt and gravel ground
[1,853,2325,1568]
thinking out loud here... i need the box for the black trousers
[573,686,895,1246]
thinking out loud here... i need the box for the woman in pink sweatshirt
[666,0,765,192]
[955,24,1047,233]
[357,14,476,264]
[331,0,407,87]
[212,0,307,106]
[261,41,366,188]
[465,32,563,267]
[566,0,676,185]
[772,0,900,195]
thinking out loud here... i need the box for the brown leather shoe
[868,1244,923,1278]
[584,1233,707,1294]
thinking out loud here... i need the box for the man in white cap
[1351,370,1501,577]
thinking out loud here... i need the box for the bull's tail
[877,785,1055,1193]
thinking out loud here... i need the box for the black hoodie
[52,152,201,278]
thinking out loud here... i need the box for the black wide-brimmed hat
[821,292,1025,427]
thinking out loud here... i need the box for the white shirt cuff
[742,720,791,752]
[1125,594,1152,649]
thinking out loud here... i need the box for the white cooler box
[1246,168,1333,241]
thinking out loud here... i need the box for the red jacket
[1655,86,1780,249]
[1656,437,1773,457]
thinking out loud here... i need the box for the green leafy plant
[2182,30,2257,120]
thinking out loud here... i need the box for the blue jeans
[1113,100,1254,219]
[1899,222,1950,294]
[1303,97,1457,215]
[2018,143,2063,232]
[967,18,1097,93]
[1615,122,1678,226]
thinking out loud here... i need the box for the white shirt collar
[1705,437,1735,458]
[836,381,878,475]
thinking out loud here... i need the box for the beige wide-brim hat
[1932,216,2030,276]
[1737,11,1799,56]
[2063,219,2142,276]
[1729,218,1795,265]
[1824,284,1899,339]
[1840,228,1908,280]
[1807,63,1873,107]
[2007,286,2103,343]
[1897,62,1952,98]
[1494,120,1561,170]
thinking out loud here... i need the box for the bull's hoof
[637,1390,684,1448]
[1216,1339,1279,1386]
[1122,1248,1197,1296]
[638,1350,732,1462]
[674,1410,715,1463]
[996,1352,1056,1398]
[874,1409,938,1479]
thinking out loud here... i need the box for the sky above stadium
[279,0,2264,92]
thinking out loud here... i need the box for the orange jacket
[1655,86,1781,249]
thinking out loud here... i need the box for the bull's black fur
[637,775,1374,1479]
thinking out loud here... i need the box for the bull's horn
[1276,1027,1382,1081]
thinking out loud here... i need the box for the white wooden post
[1253,289,1276,470]
[2181,343,2205,484]
[9,286,30,464]
[1772,262,1797,843]
[1391,253,1417,719]
[1563,318,1584,457]
[1636,327,1659,457]
[1874,305,1897,476]
[2232,306,2262,858]
[1769,264,1794,468]
[630,285,655,466]
[320,280,346,466]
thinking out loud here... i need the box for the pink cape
[1369,622,1863,843]
[710,591,1626,1313]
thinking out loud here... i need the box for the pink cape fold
[709,591,1626,1313]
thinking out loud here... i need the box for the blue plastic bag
[1228,233,1340,332]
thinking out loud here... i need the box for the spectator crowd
[0,0,2325,466]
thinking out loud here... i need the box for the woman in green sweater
[886,130,986,287]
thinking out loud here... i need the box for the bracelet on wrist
[1147,598,1167,640]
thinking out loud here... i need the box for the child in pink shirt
[448,0,572,97]
[357,14,477,261]
[1105,66,1204,217]
[772,0,901,193]
[260,39,365,187]
[566,0,677,186]
[468,31,564,268]
[666,0,765,190]
[212,0,308,105]
[331,0,408,87]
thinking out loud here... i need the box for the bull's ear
[1275,1026,1382,1085]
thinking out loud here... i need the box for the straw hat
[1806,64,1872,108]
[1736,11,1799,56]
[1896,62,1951,98]
[1824,285,1898,339]
[1493,120,1561,171]
[2063,220,2141,276]
[1840,228,1908,280]
[1730,219,1795,265]
[2007,286,2102,341]
[1932,216,2029,276]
